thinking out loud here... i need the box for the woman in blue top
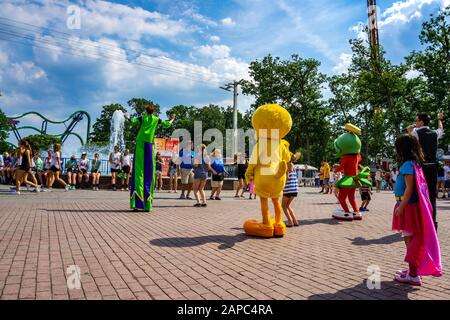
[210,149,225,200]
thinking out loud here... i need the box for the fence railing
[58,158,110,175]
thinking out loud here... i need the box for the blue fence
[60,158,111,175]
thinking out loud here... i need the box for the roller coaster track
[7,111,91,147]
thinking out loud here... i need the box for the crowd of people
[0,110,446,287]
[313,158,449,214]
[0,144,133,193]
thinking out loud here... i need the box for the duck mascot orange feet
[243,104,292,238]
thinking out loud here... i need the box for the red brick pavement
[0,186,449,300]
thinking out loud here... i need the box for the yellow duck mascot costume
[244,104,292,238]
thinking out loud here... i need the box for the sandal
[194,203,202,207]
[201,203,207,207]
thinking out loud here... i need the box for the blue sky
[0,0,448,152]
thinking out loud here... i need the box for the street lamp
[220,80,241,158]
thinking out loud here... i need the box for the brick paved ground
[0,185,449,300]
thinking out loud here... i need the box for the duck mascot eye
[332,124,371,221]
[243,104,292,237]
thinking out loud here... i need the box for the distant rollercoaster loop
[7,111,91,147]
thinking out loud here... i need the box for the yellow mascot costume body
[244,104,292,238]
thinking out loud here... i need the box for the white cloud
[332,53,352,74]
[1,0,191,43]
[195,44,231,59]
[209,57,250,81]
[350,0,440,41]
[379,0,436,28]
[442,0,450,8]
[210,36,221,42]
[0,51,8,66]
[221,17,236,27]
[81,1,189,41]
[0,91,38,114]
[188,12,218,27]
[405,68,422,79]
[3,61,47,84]
[350,23,369,41]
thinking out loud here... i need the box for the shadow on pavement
[308,280,418,300]
[300,218,340,226]
[41,208,134,213]
[313,202,341,205]
[348,233,402,246]
[150,233,250,250]
[231,218,340,228]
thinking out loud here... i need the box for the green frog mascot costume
[332,124,371,221]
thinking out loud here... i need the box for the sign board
[154,138,179,176]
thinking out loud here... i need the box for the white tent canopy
[295,164,318,171]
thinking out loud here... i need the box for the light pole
[220,80,241,158]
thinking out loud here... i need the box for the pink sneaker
[394,272,422,286]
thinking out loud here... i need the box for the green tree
[407,6,450,147]
[23,134,61,152]
[343,35,418,163]
[241,54,330,166]
[0,108,10,142]
[0,108,13,153]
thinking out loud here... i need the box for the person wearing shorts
[77,152,90,189]
[109,146,122,191]
[121,149,132,191]
[437,163,445,199]
[178,141,194,199]
[33,152,44,186]
[91,153,102,191]
[46,143,69,192]
[282,153,300,227]
[445,171,450,198]
[66,155,79,190]
[155,152,164,191]
[15,140,40,194]
[234,153,248,198]
[359,182,372,212]
[192,144,214,207]
[168,156,179,193]
[40,150,52,188]
[210,149,225,200]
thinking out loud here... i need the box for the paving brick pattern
[0,186,449,300]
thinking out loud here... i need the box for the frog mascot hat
[333,123,371,221]
[244,104,292,237]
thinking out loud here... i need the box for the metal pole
[233,80,238,156]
